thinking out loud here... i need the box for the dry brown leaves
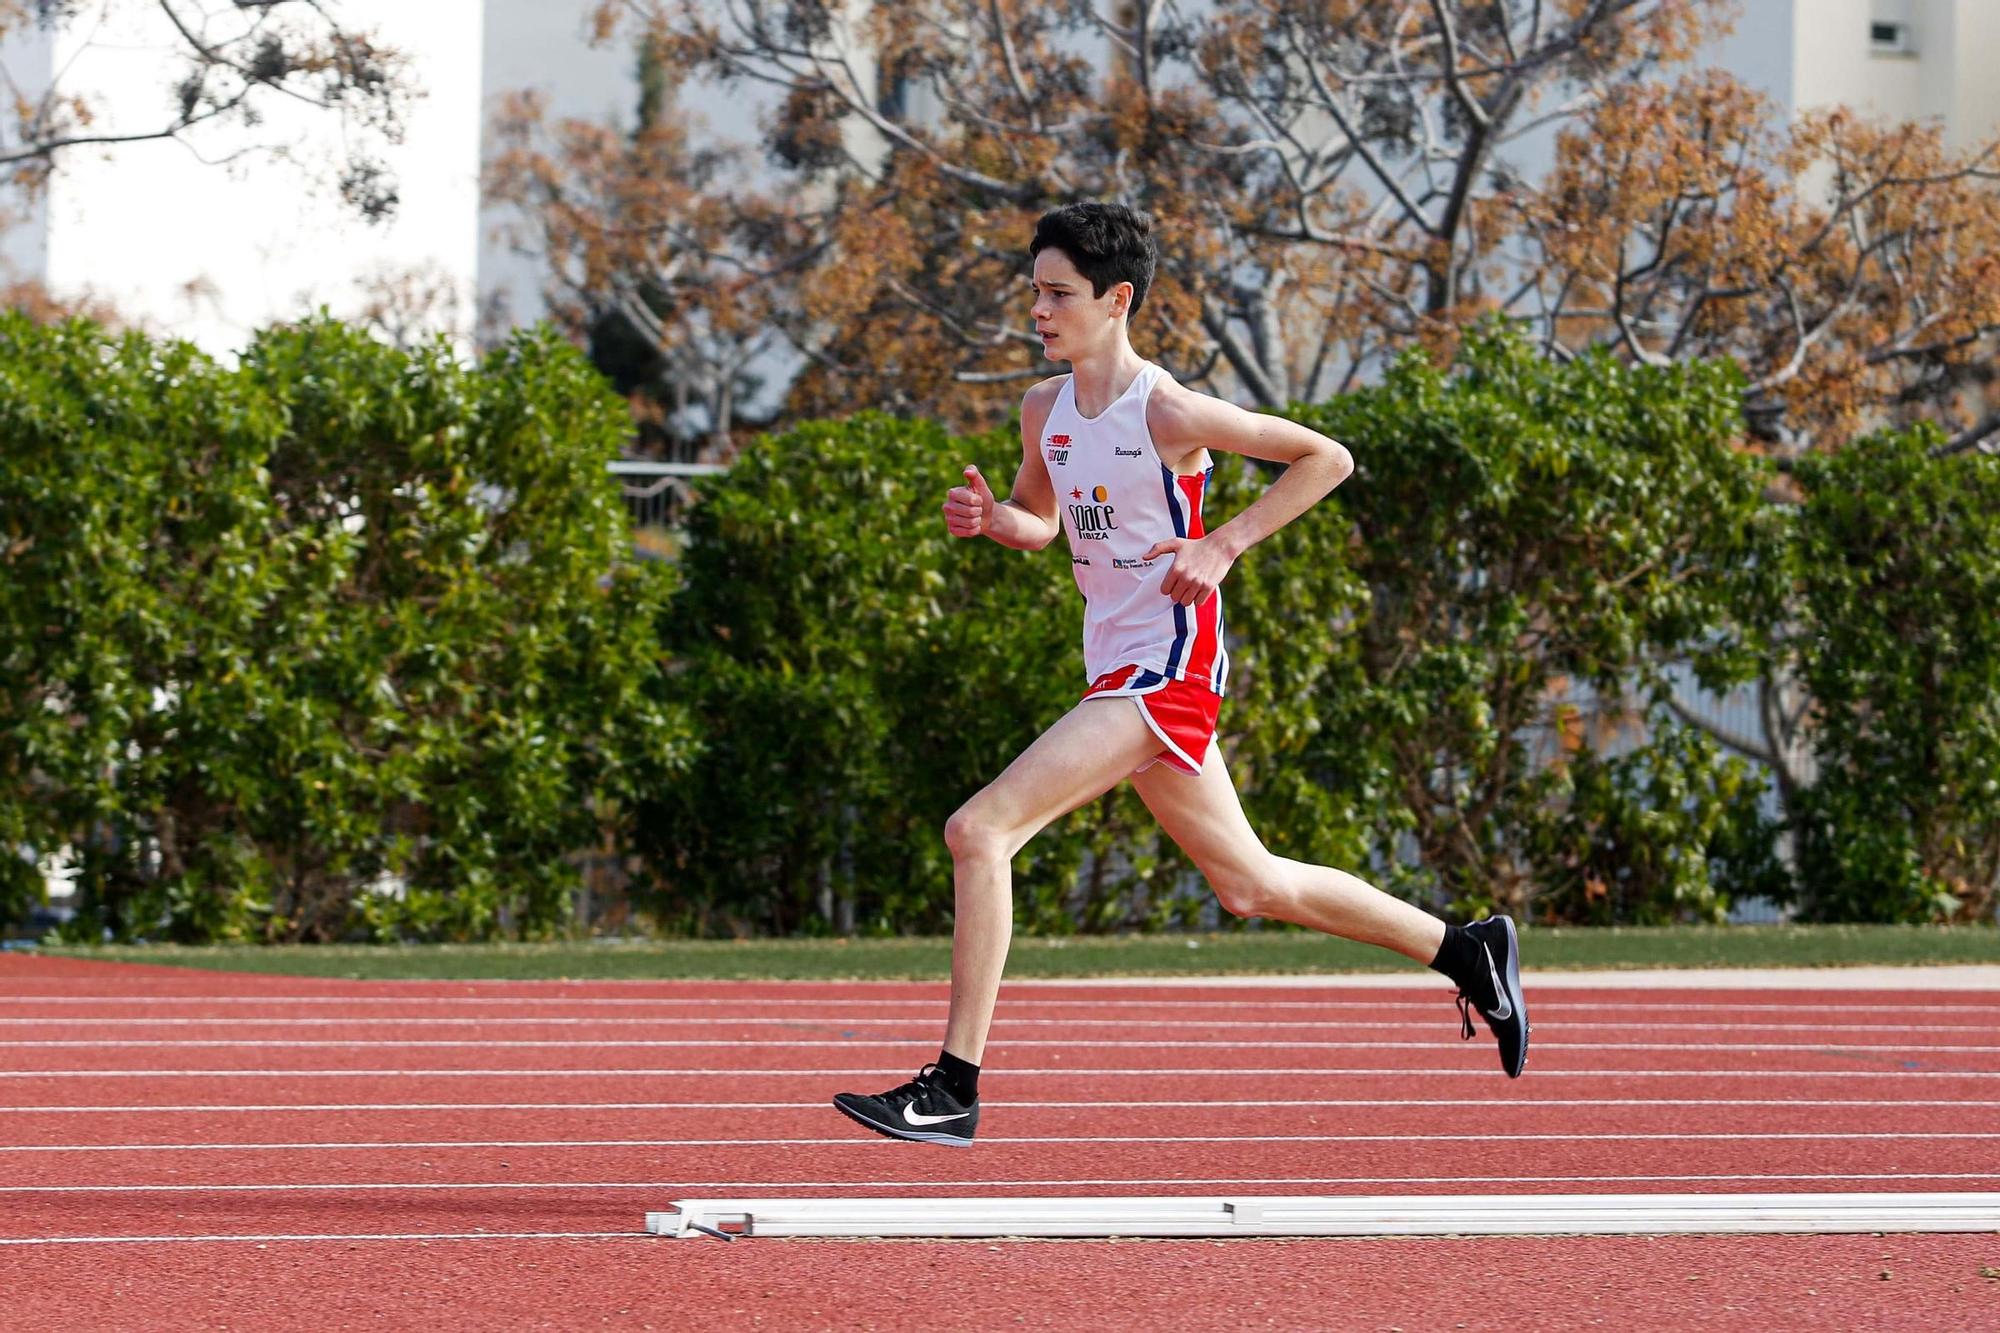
[528,1,1996,455]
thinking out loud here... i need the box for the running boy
[833,202,1527,1147]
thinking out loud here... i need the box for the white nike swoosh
[903,1104,971,1126]
[1482,944,1514,1021]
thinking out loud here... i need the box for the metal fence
[609,460,728,533]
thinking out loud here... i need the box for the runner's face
[1030,248,1127,362]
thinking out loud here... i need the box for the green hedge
[6,315,1993,939]
[647,330,1797,931]
[0,314,692,941]
[1788,427,2000,921]
[641,413,1172,934]
[1254,330,1790,921]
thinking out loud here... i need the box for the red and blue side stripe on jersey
[1158,463,1228,694]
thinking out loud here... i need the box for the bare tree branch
[1934,410,2000,459]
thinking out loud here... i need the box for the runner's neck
[1067,348,1150,421]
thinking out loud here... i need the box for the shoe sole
[1497,915,1529,1078]
[831,1096,976,1148]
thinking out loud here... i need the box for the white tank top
[1040,363,1230,696]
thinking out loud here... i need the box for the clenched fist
[943,464,996,539]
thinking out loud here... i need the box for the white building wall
[1793,0,1922,123]
[1938,0,2000,152]
[1704,0,1796,114]
[8,1,483,358]
[0,17,54,283]
[1775,0,1995,142]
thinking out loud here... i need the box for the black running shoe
[1456,915,1530,1078]
[832,1065,980,1147]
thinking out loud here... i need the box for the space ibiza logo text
[1067,484,1117,540]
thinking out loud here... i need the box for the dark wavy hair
[1029,202,1158,319]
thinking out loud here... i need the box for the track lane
[5,1068,1999,1104]
[10,1043,1993,1076]
[5,1099,1998,1146]
[7,1232,2000,1333]
[1,1135,1993,1194]
[7,956,2000,1333]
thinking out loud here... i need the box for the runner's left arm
[1141,386,1353,606]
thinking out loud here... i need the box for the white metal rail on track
[646,1192,2000,1240]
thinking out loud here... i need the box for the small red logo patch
[1048,434,1071,446]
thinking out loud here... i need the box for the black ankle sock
[1429,923,1487,998]
[933,1050,980,1104]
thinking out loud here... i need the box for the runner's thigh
[952,697,1162,857]
[1129,743,1268,889]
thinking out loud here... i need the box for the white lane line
[0,1231,638,1246]
[4,997,1996,1013]
[6,1131,1998,1152]
[4,1067,1995,1079]
[7,1097,1994,1113]
[3,1016,1987,1034]
[7,1171,1999,1194]
[12,1038,1998,1051]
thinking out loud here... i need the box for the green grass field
[34,924,2000,981]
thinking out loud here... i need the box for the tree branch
[1427,0,1489,131]
[1198,301,1285,409]
[1294,34,1439,238]
[1664,691,1778,767]
[1934,409,2000,458]
[984,0,1041,131]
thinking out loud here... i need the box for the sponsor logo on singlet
[1113,446,1141,457]
[1045,433,1071,465]
[1068,483,1118,540]
[1112,556,1156,570]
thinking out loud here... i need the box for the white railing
[609,460,728,529]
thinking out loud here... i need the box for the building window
[1869,21,1915,54]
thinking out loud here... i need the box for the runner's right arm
[943,377,1065,551]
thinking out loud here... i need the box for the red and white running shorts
[1083,664,1223,777]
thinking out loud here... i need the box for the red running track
[4,953,1998,1331]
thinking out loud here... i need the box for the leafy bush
[1787,427,2000,921]
[1521,724,1788,924]
[644,330,1790,932]
[644,412,1180,934]
[18,312,1989,939]
[1263,327,1787,920]
[0,314,691,941]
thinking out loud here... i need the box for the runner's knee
[1207,854,1282,920]
[944,805,1009,864]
